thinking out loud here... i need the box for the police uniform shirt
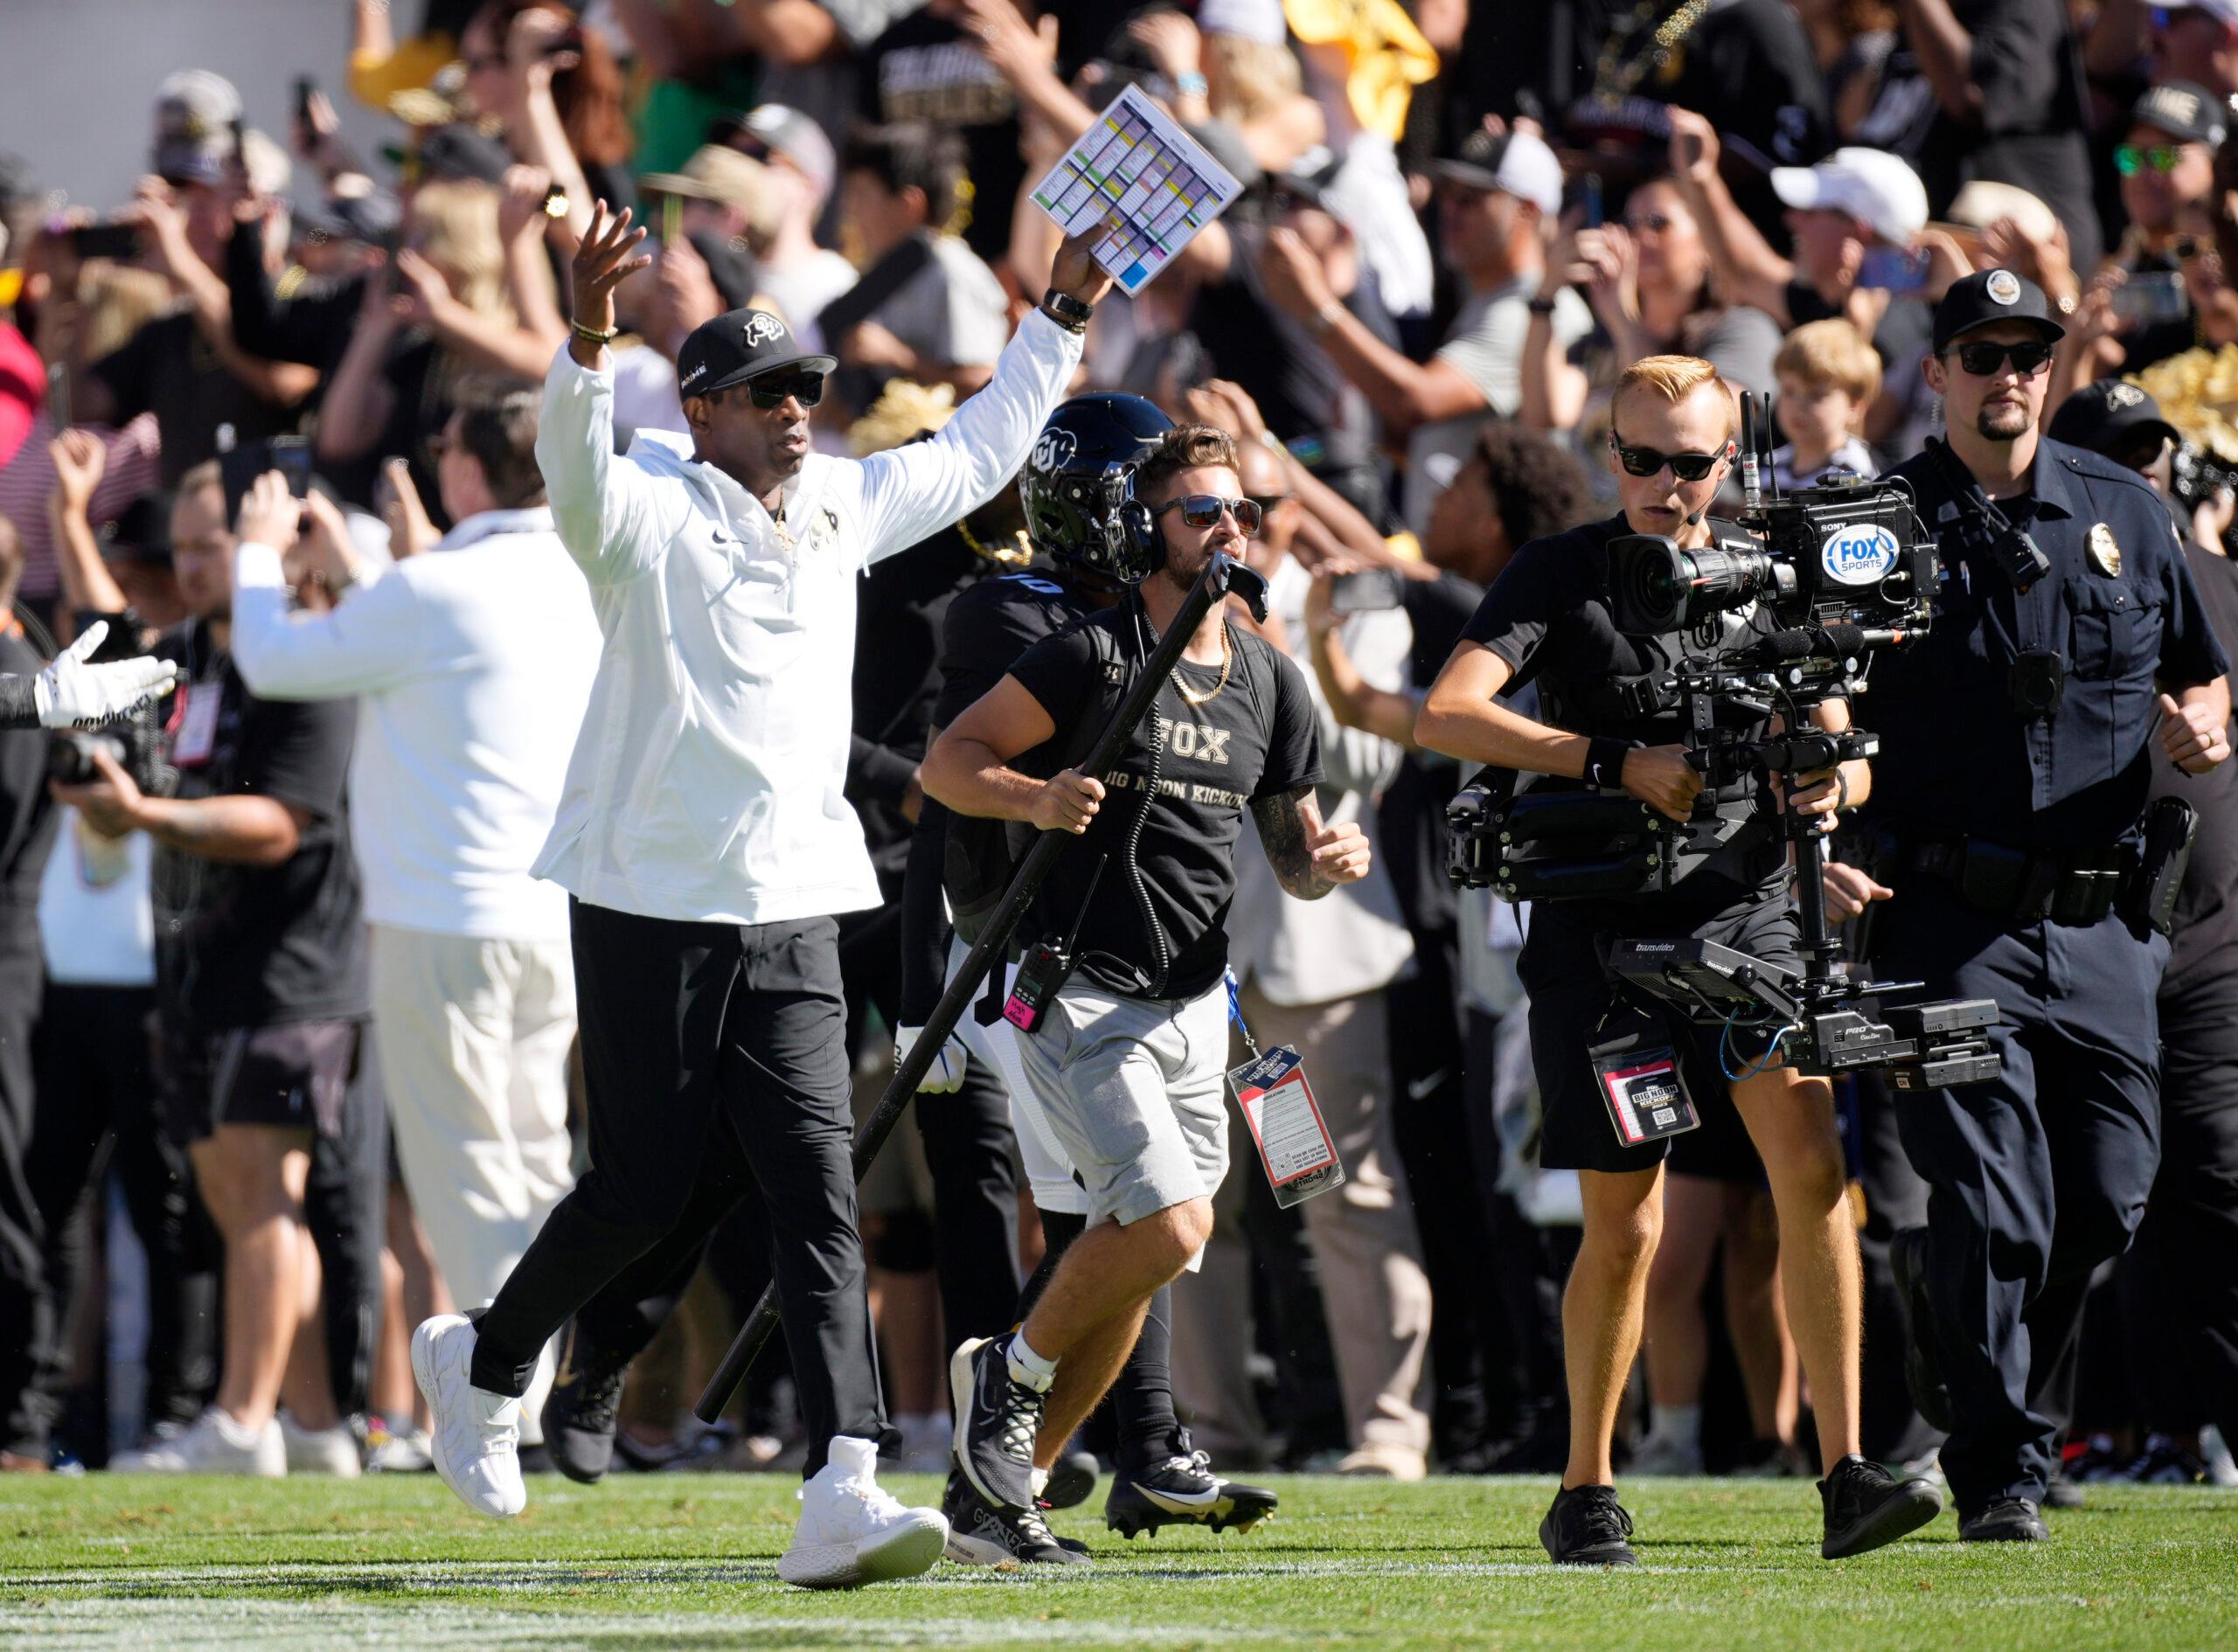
[1004,605,1324,1001]
[1866,438,2232,851]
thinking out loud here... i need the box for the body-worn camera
[1446,397,2000,1087]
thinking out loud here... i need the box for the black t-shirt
[1006,603,1323,999]
[152,621,367,1034]
[2151,541,2238,989]
[0,629,59,909]
[90,313,301,490]
[860,11,1023,269]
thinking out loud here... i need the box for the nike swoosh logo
[1136,1483,1223,1514]
[1405,1069,1452,1101]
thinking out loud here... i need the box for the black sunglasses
[1247,492,1291,515]
[1950,340,2054,378]
[1609,433,1728,482]
[1156,494,1264,535]
[745,371,825,410]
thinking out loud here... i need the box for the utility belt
[1852,797,2197,936]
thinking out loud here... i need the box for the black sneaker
[942,1468,1092,1567]
[2041,1471,2083,1509]
[1890,1227,1956,1433]
[2124,1436,2208,1485]
[540,1321,629,1485]
[1539,1484,1638,1566]
[1959,1497,2049,1542]
[1043,1447,1100,1510]
[1105,1446,1278,1538]
[949,1336,1045,1513]
[1818,1454,1944,1558]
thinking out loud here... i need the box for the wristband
[1176,71,1209,98]
[570,319,618,345]
[1040,288,1094,333]
[1526,295,1560,316]
[1584,737,1632,792]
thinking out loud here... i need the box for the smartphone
[2113,269,2189,325]
[1328,567,1407,614]
[295,75,317,130]
[268,435,314,498]
[69,221,141,260]
[1856,245,1929,295]
[1581,172,1604,232]
[45,360,71,431]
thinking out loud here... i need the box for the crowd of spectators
[1,0,2235,1493]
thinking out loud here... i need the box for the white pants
[947,934,1085,1215]
[370,924,578,1437]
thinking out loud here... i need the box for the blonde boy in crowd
[1770,319,1880,493]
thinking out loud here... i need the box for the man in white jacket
[410,204,1110,1589]
[227,391,602,1464]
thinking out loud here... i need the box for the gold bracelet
[571,320,617,345]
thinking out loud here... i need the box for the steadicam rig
[1448,392,2001,1087]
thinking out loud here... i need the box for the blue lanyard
[1224,968,1261,1059]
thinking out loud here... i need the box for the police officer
[1416,354,1944,1566]
[1858,270,2233,1543]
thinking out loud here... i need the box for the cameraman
[1414,355,1942,1565]
[927,424,1371,1524]
[1857,271,2232,1543]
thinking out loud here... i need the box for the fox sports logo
[1820,523,1901,587]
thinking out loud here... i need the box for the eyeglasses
[1608,433,1728,482]
[1950,340,2054,378]
[2116,144,2191,176]
[745,371,824,410]
[1246,493,1291,516]
[1155,494,1264,535]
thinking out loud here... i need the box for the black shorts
[161,1019,361,1146]
[1519,887,1798,1176]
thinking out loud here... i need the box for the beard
[1975,399,2033,441]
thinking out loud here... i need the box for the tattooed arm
[1249,785,1373,900]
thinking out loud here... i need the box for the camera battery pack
[1003,940,1074,1034]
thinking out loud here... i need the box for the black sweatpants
[0,917,49,1458]
[471,902,881,1476]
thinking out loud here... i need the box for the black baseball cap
[2048,378,2179,455]
[1931,267,2067,353]
[676,307,835,399]
[2131,80,2228,149]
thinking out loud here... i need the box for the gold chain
[1175,623,1233,707]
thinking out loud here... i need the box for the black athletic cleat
[949,1336,1045,1513]
[1042,1447,1099,1510]
[1818,1455,1944,1558]
[540,1320,629,1485]
[942,1467,1091,1567]
[1539,1484,1639,1566]
[1890,1227,1956,1433]
[1960,1497,2049,1542]
[1104,1445,1277,1538]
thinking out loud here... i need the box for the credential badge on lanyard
[1223,970,1344,1206]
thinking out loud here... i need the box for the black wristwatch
[1526,294,1560,316]
[1040,288,1095,333]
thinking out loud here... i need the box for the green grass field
[3,1473,2235,1651]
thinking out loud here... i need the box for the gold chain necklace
[1175,623,1232,707]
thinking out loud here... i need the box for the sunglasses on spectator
[1247,493,1291,516]
[1156,494,1265,535]
[742,371,825,410]
[2116,145,2192,176]
[1949,340,2054,377]
[1608,433,1728,482]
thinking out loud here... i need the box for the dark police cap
[2048,378,2179,456]
[676,308,836,399]
[1932,267,2067,354]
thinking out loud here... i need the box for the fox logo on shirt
[1155,715,1230,764]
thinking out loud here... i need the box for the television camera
[1447,393,2000,1088]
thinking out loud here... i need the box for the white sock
[1006,1332,1059,1392]
[1650,1405,1701,1449]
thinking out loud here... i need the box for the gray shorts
[1012,978,1232,1234]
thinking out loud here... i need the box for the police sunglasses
[2116,144,2190,176]
[1608,433,1729,482]
[1156,494,1264,536]
[1950,340,2054,378]
[743,370,825,410]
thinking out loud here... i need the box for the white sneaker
[411,1314,525,1518]
[112,1408,284,1476]
[280,1413,364,1477]
[1630,1429,1704,1476]
[777,1435,948,1589]
[366,1425,434,1475]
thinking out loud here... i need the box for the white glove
[895,1024,969,1093]
[34,622,180,729]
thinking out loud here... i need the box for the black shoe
[942,1467,1092,1567]
[1539,1484,1638,1566]
[1043,1447,1099,1510]
[2041,1472,2084,1509]
[1818,1455,1944,1559]
[1890,1227,1956,1433]
[540,1321,629,1485]
[949,1336,1046,1513]
[1105,1445,1278,1538]
[1959,1497,2049,1542]
[2123,1436,2208,1485]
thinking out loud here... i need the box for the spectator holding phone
[2090,82,2228,375]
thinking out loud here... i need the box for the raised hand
[1048,226,1117,310]
[48,428,107,514]
[34,621,179,731]
[570,200,652,359]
